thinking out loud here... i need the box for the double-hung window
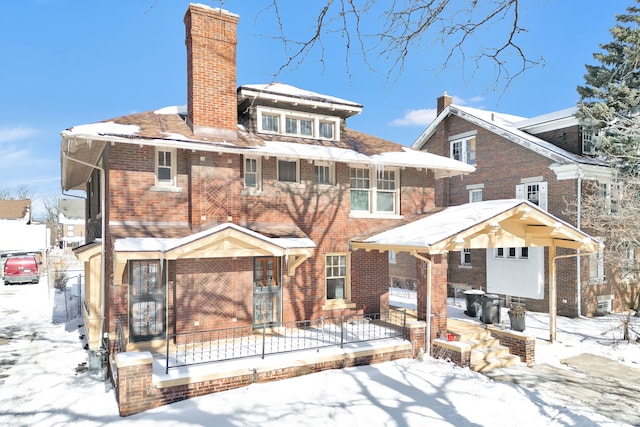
[314,161,334,185]
[350,167,399,215]
[350,167,371,211]
[278,159,299,183]
[589,245,605,282]
[376,170,397,213]
[326,254,348,300]
[156,148,176,186]
[244,156,261,190]
[450,133,476,165]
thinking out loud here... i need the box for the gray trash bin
[464,290,485,318]
[481,294,501,324]
[508,305,526,331]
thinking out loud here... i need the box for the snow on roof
[513,107,578,129]
[357,199,526,248]
[412,104,605,166]
[68,121,140,137]
[248,141,474,175]
[239,83,362,108]
[154,105,187,115]
[114,222,316,253]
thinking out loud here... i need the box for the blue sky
[0,1,630,213]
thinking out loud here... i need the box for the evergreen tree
[576,1,640,315]
[577,1,640,176]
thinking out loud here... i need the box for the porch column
[549,245,557,342]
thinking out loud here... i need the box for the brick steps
[447,319,521,373]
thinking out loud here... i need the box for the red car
[3,256,40,285]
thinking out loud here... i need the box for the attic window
[257,106,340,141]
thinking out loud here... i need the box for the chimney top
[185,4,239,140]
[437,91,453,115]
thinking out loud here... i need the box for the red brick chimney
[184,4,239,140]
[437,91,453,115]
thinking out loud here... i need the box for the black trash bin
[464,290,485,318]
[481,294,501,324]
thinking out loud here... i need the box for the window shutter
[515,184,525,200]
[539,182,548,211]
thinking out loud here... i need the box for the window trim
[324,253,351,304]
[449,133,476,165]
[460,248,472,266]
[349,166,401,217]
[516,180,548,211]
[469,188,483,203]
[314,161,335,185]
[243,155,262,191]
[155,147,177,187]
[257,106,341,141]
[589,242,605,283]
[277,158,300,183]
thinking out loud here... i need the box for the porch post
[548,244,557,342]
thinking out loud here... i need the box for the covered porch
[352,199,603,353]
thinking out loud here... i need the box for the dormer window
[257,106,340,141]
[286,117,313,136]
[262,113,279,133]
[319,121,334,139]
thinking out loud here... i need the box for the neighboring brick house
[411,93,624,317]
[60,5,474,354]
[58,198,85,251]
[0,199,31,224]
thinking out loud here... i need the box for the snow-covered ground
[0,268,638,426]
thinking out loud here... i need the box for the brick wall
[421,113,610,318]
[103,145,437,348]
[115,339,418,416]
[185,5,238,134]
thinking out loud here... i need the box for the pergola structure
[351,199,602,353]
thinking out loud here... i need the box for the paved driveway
[486,353,640,426]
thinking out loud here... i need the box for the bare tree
[0,185,34,201]
[251,0,542,89]
[41,193,62,247]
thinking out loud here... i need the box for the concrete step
[470,345,511,363]
[472,354,521,373]
[468,337,500,349]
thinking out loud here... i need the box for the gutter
[61,143,107,351]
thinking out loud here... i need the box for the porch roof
[351,199,602,254]
[114,222,315,258]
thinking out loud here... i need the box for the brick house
[60,5,478,355]
[59,6,605,414]
[411,93,625,317]
[58,198,85,251]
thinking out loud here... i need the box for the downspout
[576,166,583,317]
[411,251,432,356]
[62,146,106,350]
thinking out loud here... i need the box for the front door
[253,257,281,328]
[129,260,166,342]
